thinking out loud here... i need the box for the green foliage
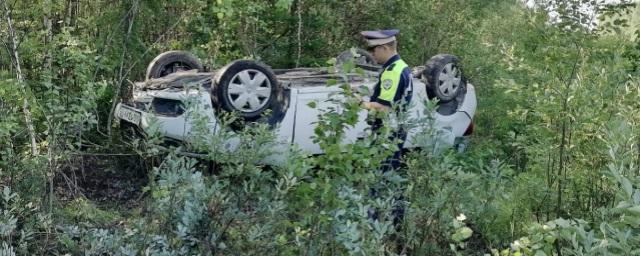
[0,186,53,255]
[505,117,640,255]
[1,0,640,255]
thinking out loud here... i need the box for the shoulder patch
[382,79,393,90]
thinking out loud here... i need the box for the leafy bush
[1,0,639,255]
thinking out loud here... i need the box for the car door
[293,86,368,155]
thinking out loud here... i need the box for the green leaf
[275,0,293,10]
[356,85,370,95]
[2,187,14,202]
[452,227,473,242]
[341,62,355,73]
[534,250,547,256]
[622,177,633,198]
[554,218,570,228]
[307,101,317,109]
[544,235,556,244]
[627,206,640,214]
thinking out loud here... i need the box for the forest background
[1,0,640,255]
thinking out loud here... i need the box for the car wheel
[214,60,288,124]
[336,48,379,70]
[146,51,204,80]
[423,54,466,103]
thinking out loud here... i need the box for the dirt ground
[55,154,149,208]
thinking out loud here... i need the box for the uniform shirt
[370,54,413,109]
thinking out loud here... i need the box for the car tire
[213,60,288,125]
[423,54,466,103]
[336,48,379,70]
[146,51,204,80]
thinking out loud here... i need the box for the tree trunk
[44,0,53,78]
[107,0,139,137]
[2,0,38,155]
[556,45,581,219]
[295,0,303,68]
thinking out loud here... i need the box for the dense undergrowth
[1,0,640,255]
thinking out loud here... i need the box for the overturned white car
[115,50,476,160]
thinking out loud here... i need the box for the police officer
[359,29,412,233]
[359,29,413,172]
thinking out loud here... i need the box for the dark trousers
[381,131,406,173]
[370,124,407,227]
[370,120,407,172]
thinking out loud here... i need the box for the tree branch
[1,0,38,155]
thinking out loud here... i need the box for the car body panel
[115,70,476,160]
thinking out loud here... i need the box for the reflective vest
[378,59,409,103]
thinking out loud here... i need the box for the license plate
[117,106,141,125]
